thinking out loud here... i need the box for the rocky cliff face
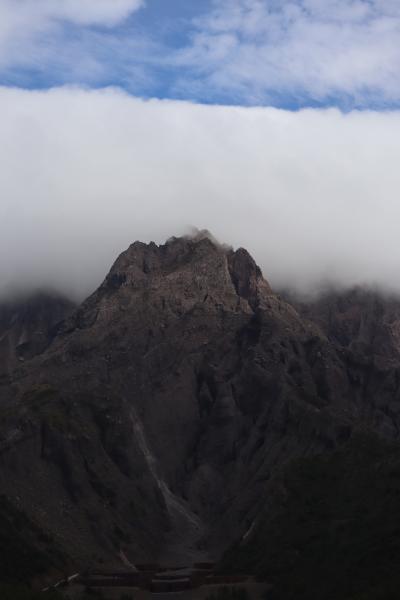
[291,286,400,360]
[1,233,400,584]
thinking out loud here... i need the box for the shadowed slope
[2,234,400,585]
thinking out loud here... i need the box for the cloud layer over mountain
[1,86,399,299]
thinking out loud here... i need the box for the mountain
[0,292,76,378]
[289,286,400,362]
[223,287,400,600]
[1,232,400,597]
[222,432,400,600]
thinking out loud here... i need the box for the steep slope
[288,287,400,436]
[222,432,400,600]
[1,233,400,584]
[290,286,400,360]
[223,287,400,599]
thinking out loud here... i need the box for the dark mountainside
[0,292,76,378]
[1,232,400,598]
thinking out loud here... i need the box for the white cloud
[174,0,400,105]
[0,0,144,28]
[1,86,400,299]
[45,0,145,26]
[0,0,144,72]
[0,1,399,106]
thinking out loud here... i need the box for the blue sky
[1,0,400,109]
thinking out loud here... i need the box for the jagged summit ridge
[102,232,272,314]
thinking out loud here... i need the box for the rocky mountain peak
[4,232,400,593]
[102,232,273,314]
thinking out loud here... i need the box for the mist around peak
[1,87,400,301]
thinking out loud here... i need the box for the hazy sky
[0,1,400,299]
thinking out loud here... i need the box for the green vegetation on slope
[222,433,400,600]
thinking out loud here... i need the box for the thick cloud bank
[1,86,400,299]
